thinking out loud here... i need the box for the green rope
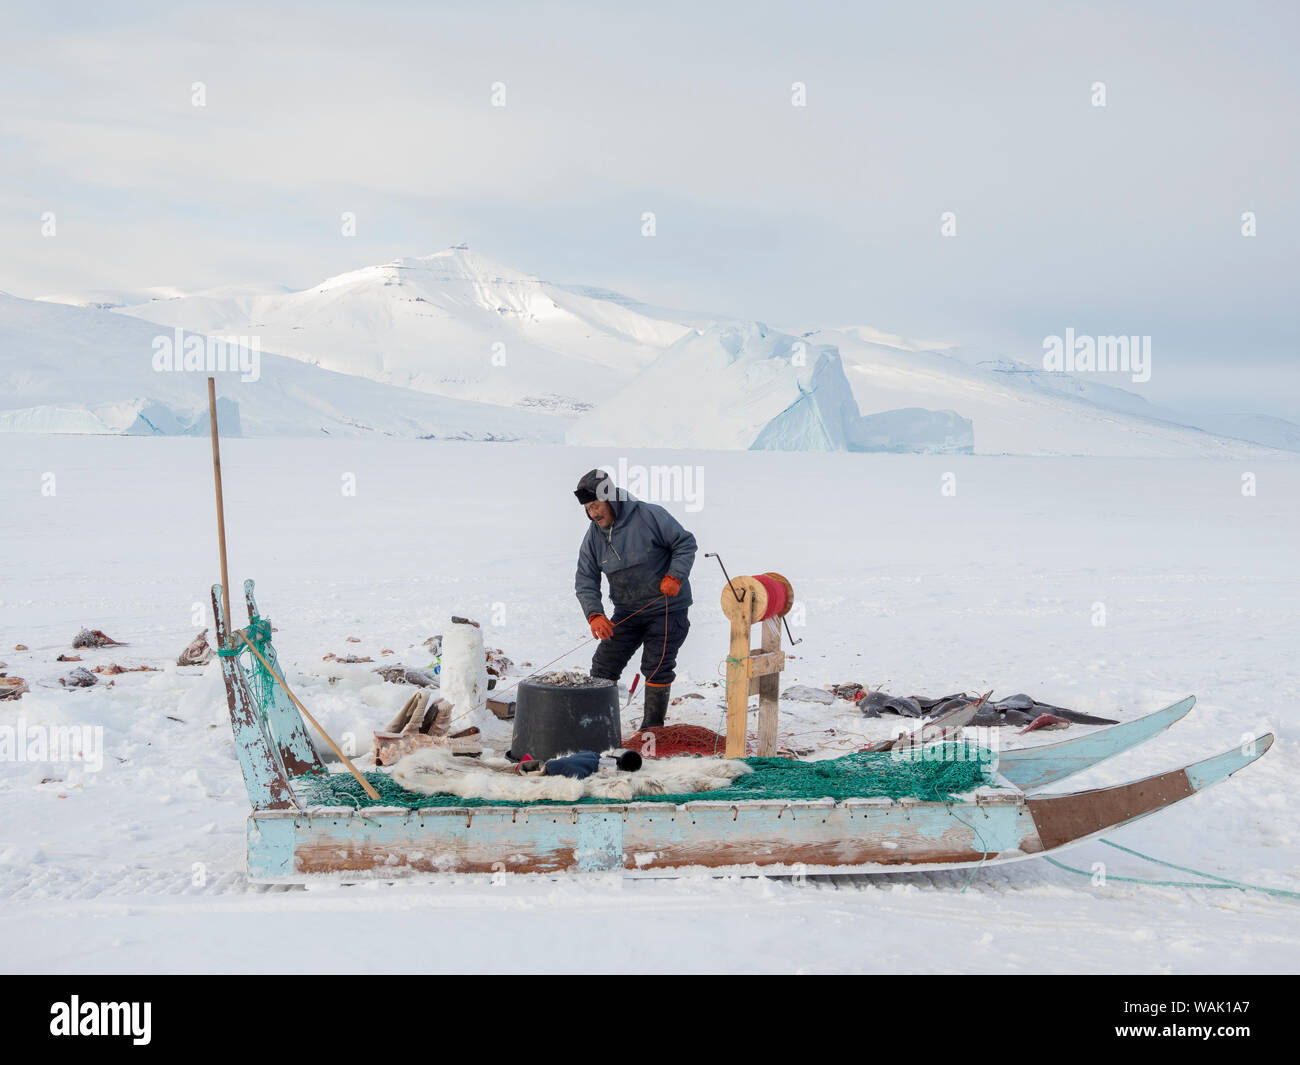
[1044,840,1300,901]
[231,615,279,720]
[947,808,990,893]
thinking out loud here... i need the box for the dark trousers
[591,606,690,686]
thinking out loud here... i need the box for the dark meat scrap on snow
[72,628,125,648]
[177,629,215,666]
[485,648,513,677]
[857,690,924,718]
[59,667,98,687]
[781,684,835,704]
[374,665,441,688]
[845,687,1118,727]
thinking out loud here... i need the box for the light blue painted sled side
[213,602,1271,880]
[1185,733,1275,792]
[242,579,324,778]
[997,696,1196,792]
[212,584,296,811]
[1020,732,1273,861]
[244,734,1273,881]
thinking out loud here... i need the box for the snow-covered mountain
[13,245,1296,456]
[566,322,973,453]
[813,329,1288,458]
[37,286,194,311]
[1187,412,1300,453]
[0,293,559,440]
[115,248,689,416]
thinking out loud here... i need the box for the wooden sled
[215,584,1272,882]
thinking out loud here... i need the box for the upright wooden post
[207,377,232,645]
[756,616,782,755]
[723,587,755,758]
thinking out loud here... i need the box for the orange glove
[660,575,681,597]
[589,613,614,641]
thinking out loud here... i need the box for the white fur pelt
[391,746,752,803]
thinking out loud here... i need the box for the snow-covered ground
[1,435,1297,973]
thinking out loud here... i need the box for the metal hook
[782,615,803,646]
[704,552,745,603]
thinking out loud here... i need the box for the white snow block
[440,619,490,730]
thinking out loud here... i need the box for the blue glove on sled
[543,751,601,779]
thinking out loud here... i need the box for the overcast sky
[2,0,1296,418]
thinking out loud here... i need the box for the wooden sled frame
[215,580,318,811]
[214,584,1273,883]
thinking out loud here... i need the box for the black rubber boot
[640,685,670,730]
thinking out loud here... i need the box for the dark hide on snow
[858,689,1119,727]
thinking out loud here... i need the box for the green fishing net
[294,743,995,810]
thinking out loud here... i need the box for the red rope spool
[752,572,789,621]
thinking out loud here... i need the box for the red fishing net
[622,724,737,758]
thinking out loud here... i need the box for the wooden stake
[207,377,232,646]
[237,631,381,800]
[755,616,782,757]
[722,576,762,758]
[725,620,750,758]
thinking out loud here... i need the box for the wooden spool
[721,571,793,759]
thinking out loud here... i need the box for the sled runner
[997,695,1197,791]
[214,584,1270,882]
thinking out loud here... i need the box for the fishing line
[445,594,670,728]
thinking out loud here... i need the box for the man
[573,468,697,730]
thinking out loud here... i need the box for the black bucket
[511,677,622,761]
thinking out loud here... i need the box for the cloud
[1,0,1297,416]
